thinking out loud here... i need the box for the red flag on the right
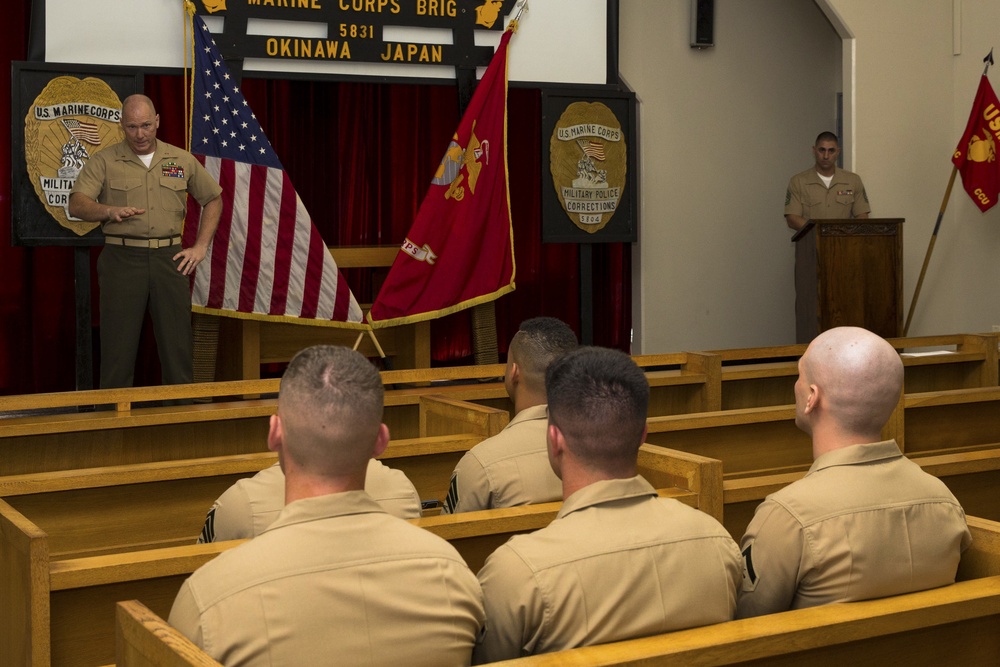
[953,75,1000,212]
[367,26,516,328]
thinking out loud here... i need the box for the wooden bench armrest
[418,395,510,438]
[116,600,222,666]
[959,516,1000,581]
[637,445,723,522]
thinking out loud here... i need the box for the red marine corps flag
[183,11,364,328]
[952,74,1000,212]
[367,25,518,328]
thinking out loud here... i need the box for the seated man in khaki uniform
[736,327,972,619]
[443,317,577,513]
[473,347,741,662]
[197,458,422,543]
[170,346,484,666]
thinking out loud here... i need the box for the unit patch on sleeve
[741,542,758,592]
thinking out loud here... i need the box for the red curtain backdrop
[1,12,630,395]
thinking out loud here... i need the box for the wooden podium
[792,218,904,343]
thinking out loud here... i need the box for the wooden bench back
[0,444,717,667]
[722,447,1000,541]
[114,517,1000,667]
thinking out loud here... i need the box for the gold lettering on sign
[380,43,443,62]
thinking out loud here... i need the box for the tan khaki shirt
[473,476,741,663]
[784,167,871,220]
[198,459,421,543]
[71,139,222,238]
[171,491,485,666]
[443,404,561,513]
[736,440,972,619]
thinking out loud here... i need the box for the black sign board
[194,0,519,72]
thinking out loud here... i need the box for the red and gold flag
[953,75,1000,212]
[368,28,516,328]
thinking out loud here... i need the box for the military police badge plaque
[11,63,140,246]
[24,76,124,237]
[550,102,625,234]
[541,92,636,244]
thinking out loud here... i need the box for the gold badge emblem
[475,0,504,28]
[549,102,626,233]
[966,131,996,163]
[24,76,123,236]
[203,0,227,13]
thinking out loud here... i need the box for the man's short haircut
[509,317,578,383]
[278,345,384,474]
[815,131,839,146]
[545,346,649,468]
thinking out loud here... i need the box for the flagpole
[902,167,958,335]
[903,49,993,336]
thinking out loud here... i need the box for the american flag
[579,139,606,161]
[62,118,101,145]
[183,14,363,326]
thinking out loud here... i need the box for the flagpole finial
[508,0,527,31]
[983,48,994,76]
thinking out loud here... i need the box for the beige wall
[621,0,1000,353]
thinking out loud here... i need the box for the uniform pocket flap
[109,178,143,192]
[159,177,188,192]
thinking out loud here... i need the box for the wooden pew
[0,445,718,667]
[0,352,716,468]
[710,332,998,409]
[644,405,813,477]
[481,517,1000,665]
[118,517,1000,666]
[0,389,505,477]
[901,385,1000,455]
[1,333,990,473]
[380,351,722,435]
[722,447,1000,542]
[117,600,221,667]
[0,397,509,561]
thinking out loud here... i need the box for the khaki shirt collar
[556,475,657,519]
[807,439,903,476]
[804,167,851,188]
[264,490,385,534]
[111,139,180,167]
[506,403,549,429]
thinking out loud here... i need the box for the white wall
[623,0,1000,353]
[828,0,1000,336]
[621,0,841,352]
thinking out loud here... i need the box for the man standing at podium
[784,132,870,231]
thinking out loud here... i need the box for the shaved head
[798,327,902,437]
[120,94,159,156]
